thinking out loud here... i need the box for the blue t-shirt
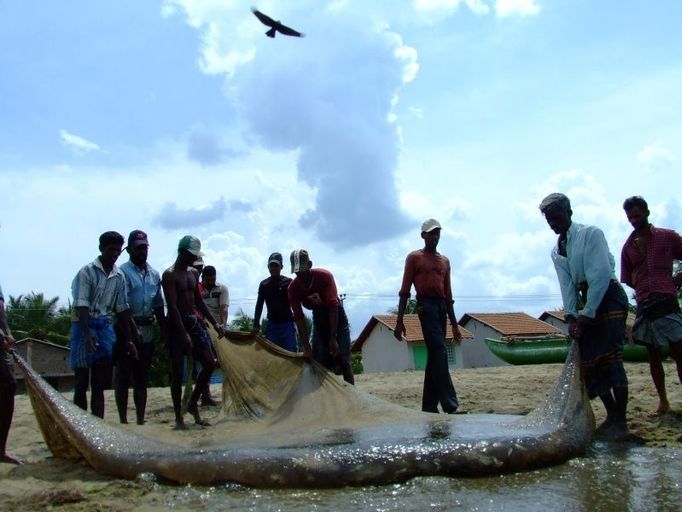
[119,260,164,319]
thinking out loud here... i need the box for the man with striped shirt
[621,195,682,416]
[70,231,134,418]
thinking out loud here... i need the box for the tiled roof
[539,310,566,322]
[14,337,69,351]
[459,312,562,336]
[351,314,473,352]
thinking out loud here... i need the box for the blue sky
[1,0,680,337]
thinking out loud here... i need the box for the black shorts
[0,360,15,387]
[169,315,213,359]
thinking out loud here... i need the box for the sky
[1,0,681,338]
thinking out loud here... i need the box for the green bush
[351,352,363,375]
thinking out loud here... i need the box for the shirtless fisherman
[162,235,224,429]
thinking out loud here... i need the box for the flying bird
[251,7,304,38]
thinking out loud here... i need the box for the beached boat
[15,330,594,488]
[485,336,662,365]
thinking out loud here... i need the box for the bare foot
[617,432,646,445]
[647,403,670,417]
[187,403,210,426]
[601,421,644,444]
[173,419,188,431]
[609,424,645,444]
[0,453,23,465]
[201,397,220,407]
[594,418,613,438]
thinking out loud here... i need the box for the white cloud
[408,106,424,118]
[0,145,314,313]
[415,0,491,16]
[463,231,549,273]
[162,1,258,76]
[167,3,418,248]
[651,198,682,231]
[636,142,675,171]
[59,129,101,154]
[155,197,254,230]
[394,43,420,84]
[5,0,680,338]
[186,125,244,165]
[198,22,256,76]
[495,0,541,18]
[466,0,492,15]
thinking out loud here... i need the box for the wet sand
[1,360,680,511]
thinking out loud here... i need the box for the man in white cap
[162,235,224,429]
[394,219,462,414]
[540,193,632,440]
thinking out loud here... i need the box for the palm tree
[7,292,58,330]
[387,298,418,315]
[6,292,70,342]
[50,303,73,336]
[229,309,255,332]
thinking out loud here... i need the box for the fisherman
[252,252,297,352]
[621,195,682,416]
[540,193,631,439]
[162,235,224,429]
[200,266,229,329]
[70,231,135,419]
[288,249,354,384]
[394,219,463,414]
[0,282,21,464]
[192,256,204,277]
[114,230,166,425]
[196,264,227,407]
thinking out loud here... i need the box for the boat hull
[485,337,665,365]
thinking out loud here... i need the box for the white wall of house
[449,343,463,370]
[360,323,414,373]
[459,321,510,368]
[543,317,568,334]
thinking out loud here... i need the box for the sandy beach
[1,360,680,511]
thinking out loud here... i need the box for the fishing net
[15,329,594,487]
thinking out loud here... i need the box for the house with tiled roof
[12,337,74,393]
[539,310,638,341]
[539,310,568,334]
[459,312,564,367]
[351,314,474,373]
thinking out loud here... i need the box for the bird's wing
[276,23,304,37]
[251,7,276,28]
